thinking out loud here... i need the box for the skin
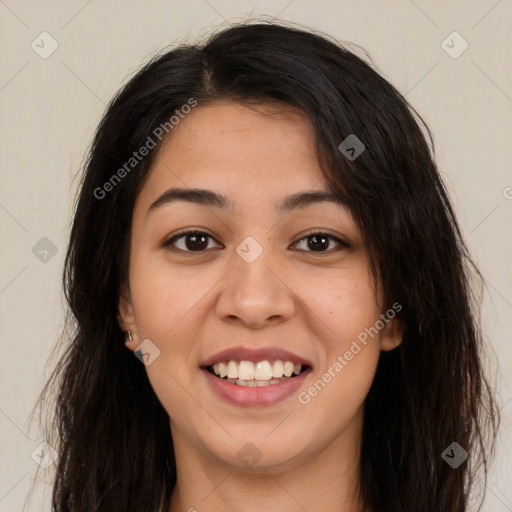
[118,100,403,512]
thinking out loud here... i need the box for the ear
[117,284,139,352]
[380,316,404,352]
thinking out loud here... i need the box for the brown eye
[292,232,348,253]
[163,229,348,256]
[163,231,221,253]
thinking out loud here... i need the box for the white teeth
[271,360,284,377]
[239,361,255,380]
[227,360,238,379]
[283,361,295,377]
[210,359,304,381]
[254,361,272,380]
[218,361,228,378]
[233,378,286,387]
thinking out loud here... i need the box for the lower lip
[201,368,312,407]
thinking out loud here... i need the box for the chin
[207,430,312,472]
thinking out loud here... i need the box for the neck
[168,410,369,512]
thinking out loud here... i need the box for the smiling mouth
[204,360,311,387]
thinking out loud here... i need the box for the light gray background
[1,1,511,510]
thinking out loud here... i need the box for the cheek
[296,265,382,405]
[129,265,205,421]
[298,347,378,441]
[129,249,218,340]
[128,254,215,409]
[297,276,381,418]
[298,265,380,349]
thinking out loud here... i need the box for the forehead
[136,100,327,211]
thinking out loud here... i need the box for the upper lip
[200,346,313,368]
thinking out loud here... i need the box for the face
[118,100,402,472]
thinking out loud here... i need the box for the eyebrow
[147,187,349,217]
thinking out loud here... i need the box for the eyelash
[162,229,349,255]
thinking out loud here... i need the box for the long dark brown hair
[32,20,500,512]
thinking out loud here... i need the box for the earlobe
[117,285,138,352]
[124,330,137,352]
[380,318,404,352]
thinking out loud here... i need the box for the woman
[36,21,499,512]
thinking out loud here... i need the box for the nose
[215,243,296,329]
